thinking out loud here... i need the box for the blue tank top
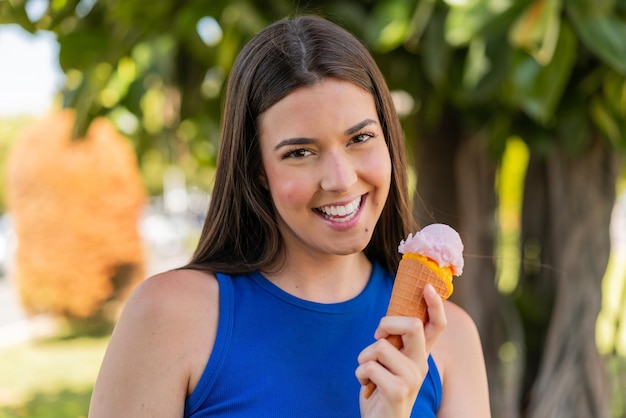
[184,262,442,417]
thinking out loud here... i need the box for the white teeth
[318,196,362,222]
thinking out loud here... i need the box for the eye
[283,148,313,159]
[349,132,375,145]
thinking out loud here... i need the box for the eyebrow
[273,118,378,151]
[273,137,315,151]
[344,118,377,135]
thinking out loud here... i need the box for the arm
[433,302,491,418]
[89,270,219,418]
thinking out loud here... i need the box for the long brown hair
[186,15,415,274]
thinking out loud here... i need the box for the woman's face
[258,78,392,259]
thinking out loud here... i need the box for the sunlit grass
[0,335,108,417]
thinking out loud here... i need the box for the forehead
[258,79,379,142]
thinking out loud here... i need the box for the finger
[374,316,427,360]
[357,340,379,365]
[355,353,388,387]
[422,284,447,350]
[355,338,390,390]
[374,315,424,342]
[369,331,425,377]
[393,317,427,361]
[356,337,428,400]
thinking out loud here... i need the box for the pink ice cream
[398,223,464,276]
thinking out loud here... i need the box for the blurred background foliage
[1,0,625,192]
[0,0,621,190]
[0,117,30,212]
[1,0,626,417]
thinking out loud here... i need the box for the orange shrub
[6,109,147,321]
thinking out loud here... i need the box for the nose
[320,151,357,193]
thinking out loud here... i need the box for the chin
[334,241,370,256]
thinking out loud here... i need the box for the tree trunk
[517,155,556,404]
[455,133,524,418]
[413,112,522,417]
[522,137,620,418]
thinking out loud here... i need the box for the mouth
[315,195,363,223]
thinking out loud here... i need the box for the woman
[89,14,490,417]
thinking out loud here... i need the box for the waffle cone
[387,256,451,322]
[364,256,452,398]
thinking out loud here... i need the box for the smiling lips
[315,195,363,223]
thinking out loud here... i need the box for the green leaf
[404,0,436,51]
[422,7,452,88]
[589,70,626,150]
[106,0,175,32]
[566,0,615,18]
[58,29,110,71]
[463,36,511,103]
[590,96,626,149]
[602,71,626,116]
[509,0,562,65]
[365,0,416,52]
[510,22,577,124]
[567,5,626,74]
[445,0,492,46]
[444,0,528,46]
[0,0,36,31]
[462,38,490,90]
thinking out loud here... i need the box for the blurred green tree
[2,0,626,416]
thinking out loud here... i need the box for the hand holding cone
[363,224,463,399]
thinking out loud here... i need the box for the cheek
[364,150,392,213]
[265,168,311,209]
[363,148,392,189]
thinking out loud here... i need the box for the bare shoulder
[122,268,220,388]
[431,301,483,381]
[89,268,219,417]
[128,268,219,318]
[120,269,220,352]
[432,301,491,417]
[437,301,482,354]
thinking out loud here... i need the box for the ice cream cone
[363,255,453,399]
[361,224,462,399]
[387,255,452,321]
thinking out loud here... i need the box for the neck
[262,252,372,303]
